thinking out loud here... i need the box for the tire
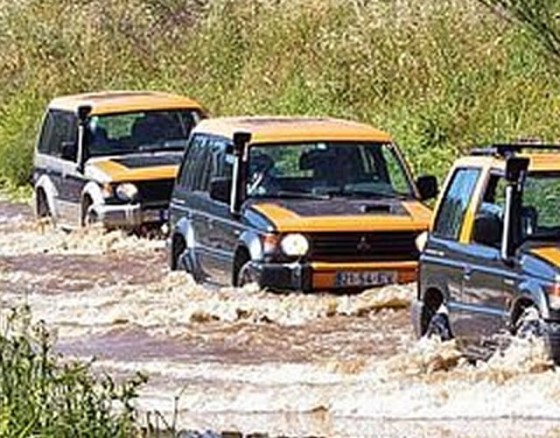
[515,306,545,339]
[236,260,257,288]
[424,305,453,341]
[36,189,51,218]
[170,236,186,271]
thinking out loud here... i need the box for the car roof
[454,153,560,173]
[191,116,393,144]
[48,91,204,116]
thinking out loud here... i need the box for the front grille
[308,231,419,262]
[137,179,175,207]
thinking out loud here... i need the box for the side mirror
[416,175,438,201]
[473,213,502,248]
[77,105,92,124]
[61,141,78,161]
[209,177,232,204]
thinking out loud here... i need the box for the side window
[48,110,78,158]
[179,134,207,191]
[472,173,506,247]
[37,112,54,154]
[433,167,481,240]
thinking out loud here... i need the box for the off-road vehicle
[169,117,437,291]
[413,144,560,362]
[33,91,206,229]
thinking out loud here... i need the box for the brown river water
[1,199,560,437]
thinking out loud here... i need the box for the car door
[47,110,85,225]
[461,173,517,346]
[200,137,244,285]
[422,167,483,342]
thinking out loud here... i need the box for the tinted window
[179,134,208,191]
[472,173,506,247]
[37,110,78,157]
[86,109,201,157]
[433,168,481,240]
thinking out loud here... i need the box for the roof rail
[470,143,560,158]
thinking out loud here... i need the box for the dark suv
[413,144,560,362]
[168,117,437,292]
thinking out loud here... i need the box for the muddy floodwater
[1,200,560,437]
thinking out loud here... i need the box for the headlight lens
[115,183,139,202]
[280,233,309,257]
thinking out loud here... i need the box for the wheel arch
[34,174,57,218]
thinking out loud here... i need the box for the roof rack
[470,143,560,158]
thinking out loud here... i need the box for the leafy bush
[0,308,145,437]
[1,0,560,187]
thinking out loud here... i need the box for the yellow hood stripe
[92,160,178,182]
[252,202,431,233]
[532,247,560,266]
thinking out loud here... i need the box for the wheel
[424,304,453,341]
[236,260,258,288]
[170,236,186,271]
[515,306,545,338]
[36,189,51,218]
[82,199,99,227]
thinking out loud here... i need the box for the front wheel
[424,305,453,341]
[237,261,258,288]
[515,306,545,338]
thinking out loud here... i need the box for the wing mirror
[61,141,78,161]
[416,175,438,201]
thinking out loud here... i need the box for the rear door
[421,167,482,340]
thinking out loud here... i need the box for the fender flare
[34,175,58,218]
[513,279,549,320]
[173,216,196,249]
[80,181,106,219]
[237,230,263,261]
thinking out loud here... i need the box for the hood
[84,153,182,183]
[249,198,431,233]
[530,245,560,267]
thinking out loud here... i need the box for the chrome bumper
[91,203,168,228]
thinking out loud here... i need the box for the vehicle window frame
[37,109,78,159]
[468,169,506,248]
[432,166,482,241]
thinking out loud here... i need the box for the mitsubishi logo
[356,236,372,253]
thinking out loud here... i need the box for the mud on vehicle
[168,116,437,292]
[413,143,560,362]
[33,91,206,230]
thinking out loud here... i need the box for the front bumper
[90,203,168,228]
[248,260,418,292]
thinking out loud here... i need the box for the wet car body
[414,145,560,361]
[33,91,206,229]
[169,116,437,292]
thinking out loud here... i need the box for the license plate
[143,210,168,222]
[335,271,396,288]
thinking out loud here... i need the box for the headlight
[548,276,560,310]
[280,233,309,257]
[115,183,139,202]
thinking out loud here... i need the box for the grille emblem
[356,236,372,253]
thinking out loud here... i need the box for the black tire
[36,189,51,218]
[515,306,545,339]
[424,307,453,341]
[170,236,186,271]
[236,260,257,288]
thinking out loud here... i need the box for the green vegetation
[0,308,145,437]
[1,0,560,189]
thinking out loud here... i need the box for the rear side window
[37,110,78,157]
[433,167,481,240]
[179,134,208,191]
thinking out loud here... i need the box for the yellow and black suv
[33,91,206,229]
[168,117,437,291]
[413,144,560,361]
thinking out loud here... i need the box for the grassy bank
[1,0,560,189]
[0,308,145,437]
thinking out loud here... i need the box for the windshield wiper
[322,188,407,199]
[271,190,331,200]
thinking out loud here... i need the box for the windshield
[523,172,560,240]
[85,109,202,157]
[246,142,414,199]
